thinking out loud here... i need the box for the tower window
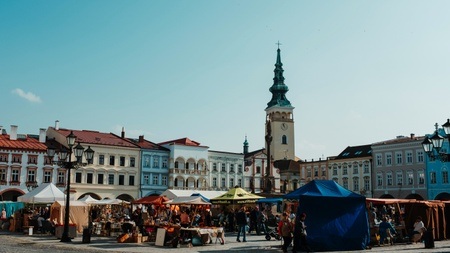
[282,135,287,144]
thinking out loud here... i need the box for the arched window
[282,135,287,144]
[174,161,179,168]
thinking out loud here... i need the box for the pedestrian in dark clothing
[235,206,247,242]
[249,206,260,234]
[296,213,311,252]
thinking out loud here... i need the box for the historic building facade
[207,150,245,191]
[159,138,209,190]
[128,135,170,197]
[46,124,141,201]
[371,135,426,199]
[0,125,48,201]
[328,145,373,197]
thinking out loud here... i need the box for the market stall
[50,200,89,234]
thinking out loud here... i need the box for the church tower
[265,45,295,162]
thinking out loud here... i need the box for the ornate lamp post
[422,119,450,162]
[47,131,94,242]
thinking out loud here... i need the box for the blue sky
[2,1,450,160]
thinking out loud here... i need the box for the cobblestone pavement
[2,230,450,253]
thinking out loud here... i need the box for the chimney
[0,126,2,135]
[55,120,60,130]
[139,135,144,142]
[410,133,415,139]
[39,128,46,143]
[10,125,18,140]
[121,127,125,138]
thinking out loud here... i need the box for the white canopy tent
[78,195,99,204]
[160,189,226,200]
[17,183,67,204]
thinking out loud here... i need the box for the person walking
[278,212,293,253]
[235,206,247,242]
[296,213,311,252]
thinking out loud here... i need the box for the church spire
[243,135,249,154]
[266,43,292,109]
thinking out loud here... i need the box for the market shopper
[278,212,293,253]
[235,206,247,242]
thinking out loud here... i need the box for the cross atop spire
[276,41,282,49]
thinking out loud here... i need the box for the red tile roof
[0,134,47,151]
[127,138,169,151]
[158,137,205,147]
[52,128,138,148]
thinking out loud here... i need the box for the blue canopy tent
[0,201,25,218]
[283,180,370,251]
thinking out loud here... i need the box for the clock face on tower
[281,123,288,130]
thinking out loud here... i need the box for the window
[162,176,167,186]
[57,171,65,184]
[98,174,104,184]
[212,163,217,171]
[407,171,414,185]
[364,176,370,191]
[130,157,135,167]
[144,175,149,185]
[185,162,189,169]
[27,169,36,183]
[230,178,234,187]
[0,168,6,181]
[353,164,358,174]
[87,173,93,184]
[0,153,8,162]
[118,175,124,185]
[212,177,217,187]
[396,153,402,165]
[282,135,287,144]
[12,154,22,163]
[153,175,158,185]
[129,175,135,186]
[108,174,114,185]
[43,170,52,183]
[27,155,38,165]
[174,161,179,168]
[99,155,104,165]
[333,166,338,176]
[376,154,382,166]
[238,164,243,173]
[377,173,383,187]
[162,159,168,168]
[256,166,261,174]
[343,177,348,189]
[221,177,225,187]
[430,172,437,184]
[221,163,226,172]
[153,156,159,168]
[417,151,424,163]
[342,166,348,175]
[353,177,359,191]
[443,171,449,184]
[387,172,393,186]
[75,172,82,183]
[396,172,403,185]
[109,156,115,166]
[418,170,425,185]
[386,154,392,165]
[314,168,318,177]
[238,179,242,187]
[144,156,151,167]
[363,162,369,173]
[11,168,20,182]
[230,164,235,173]
[406,152,413,164]
[120,156,125,166]
[307,169,311,177]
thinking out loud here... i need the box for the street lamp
[47,131,94,242]
[422,119,450,162]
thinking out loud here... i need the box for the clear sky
[2,1,450,160]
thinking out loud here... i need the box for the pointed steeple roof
[266,45,292,109]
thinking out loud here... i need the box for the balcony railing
[169,169,207,175]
